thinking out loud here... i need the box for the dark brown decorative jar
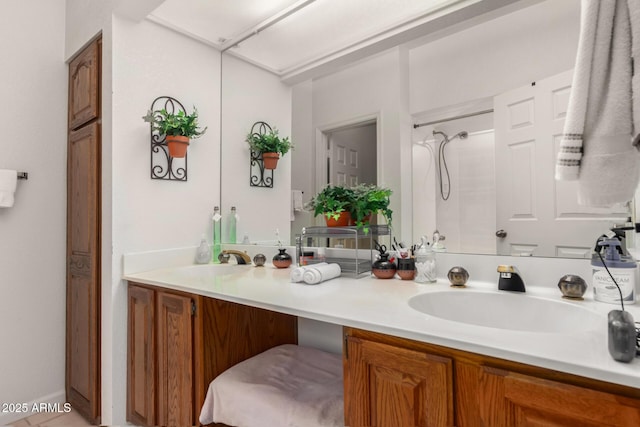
[372,253,396,279]
[396,258,416,280]
[272,248,292,268]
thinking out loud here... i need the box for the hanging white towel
[0,170,18,208]
[555,0,640,206]
[291,189,304,221]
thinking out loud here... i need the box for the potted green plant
[307,185,355,226]
[246,127,292,170]
[143,107,207,158]
[350,184,393,232]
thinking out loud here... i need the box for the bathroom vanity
[126,281,297,426]
[124,262,640,426]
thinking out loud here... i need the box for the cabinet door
[68,38,100,130]
[66,121,101,424]
[477,366,640,426]
[157,292,194,427]
[127,285,155,426]
[345,336,454,427]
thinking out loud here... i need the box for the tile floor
[5,409,93,427]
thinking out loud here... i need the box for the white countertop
[123,262,640,389]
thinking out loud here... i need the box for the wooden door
[66,120,101,423]
[127,285,155,426]
[66,36,101,424]
[344,336,454,427]
[156,291,194,427]
[495,70,628,257]
[69,39,99,130]
[475,366,640,426]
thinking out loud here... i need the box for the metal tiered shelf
[300,225,391,277]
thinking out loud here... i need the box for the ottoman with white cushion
[199,344,344,427]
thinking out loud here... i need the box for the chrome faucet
[221,250,251,265]
[497,265,526,292]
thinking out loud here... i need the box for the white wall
[310,47,412,241]
[409,0,580,115]
[0,1,67,424]
[109,16,222,424]
[221,54,292,245]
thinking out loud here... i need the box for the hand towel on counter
[291,190,304,221]
[555,0,640,206]
[0,169,17,208]
[302,263,341,285]
[290,262,328,282]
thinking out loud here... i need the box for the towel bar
[17,172,28,180]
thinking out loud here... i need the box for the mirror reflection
[218,0,635,258]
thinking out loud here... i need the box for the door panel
[157,292,193,427]
[495,70,627,257]
[329,123,376,187]
[66,121,100,423]
[127,286,156,426]
[478,366,640,426]
[69,40,99,130]
[345,336,454,427]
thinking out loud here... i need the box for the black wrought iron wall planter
[148,96,188,181]
[249,121,274,188]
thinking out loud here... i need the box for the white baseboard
[0,390,66,426]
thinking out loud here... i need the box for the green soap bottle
[228,206,237,244]
[212,206,222,263]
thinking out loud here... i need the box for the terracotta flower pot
[325,211,351,227]
[166,135,190,158]
[262,152,280,170]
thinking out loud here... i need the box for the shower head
[456,131,468,139]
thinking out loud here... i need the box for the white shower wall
[413,130,496,254]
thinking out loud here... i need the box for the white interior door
[495,70,628,258]
[329,123,377,187]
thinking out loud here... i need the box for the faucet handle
[497,265,518,273]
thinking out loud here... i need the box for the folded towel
[302,263,341,285]
[0,169,18,208]
[556,0,640,206]
[199,344,344,427]
[290,262,328,282]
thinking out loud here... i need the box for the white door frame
[314,113,380,199]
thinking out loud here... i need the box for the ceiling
[146,0,541,82]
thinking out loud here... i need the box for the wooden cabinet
[345,336,453,427]
[67,36,102,424]
[127,282,298,427]
[68,38,100,130]
[344,327,640,427]
[470,365,640,427]
[127,286,155,426]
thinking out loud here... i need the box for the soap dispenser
[212,206,222,263]
[195,234,211,264]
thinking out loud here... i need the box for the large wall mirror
[217,0,636,258]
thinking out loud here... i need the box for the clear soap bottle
[195,234,211,264]
[212,206,222,263]
[228,206,238,244]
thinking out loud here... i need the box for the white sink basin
[408,290,603,333]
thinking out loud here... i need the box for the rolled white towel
[302,263,341,285]
[290,263,327,282]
